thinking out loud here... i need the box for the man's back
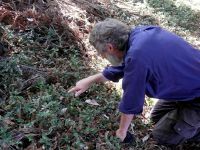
[128,26,200,100]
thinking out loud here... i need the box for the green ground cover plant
[0,0,200,149]
[0,23,122,149]
[147,0,200,33]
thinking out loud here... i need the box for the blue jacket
[103,26,200,114]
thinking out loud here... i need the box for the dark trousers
[150,97,200,146]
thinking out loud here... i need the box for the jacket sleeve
[102,63,125,82]
[119,55,148,114]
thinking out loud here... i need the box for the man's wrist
[119,113,134,132]
[118,128,127,133]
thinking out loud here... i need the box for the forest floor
[0,0,200,149]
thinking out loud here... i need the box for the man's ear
[106,43,115,53]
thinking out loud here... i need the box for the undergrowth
[1,0,200,149]
[0,23,123,149]
[147,0,200,33]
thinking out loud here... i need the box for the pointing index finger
[68,87,78,93]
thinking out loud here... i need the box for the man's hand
[117,129,135,144]
[68,73,108,97]
[68,78,91,97]
[116,129,127,141]
[116,113,134,142]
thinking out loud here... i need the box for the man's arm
[69,60,125,97]
[88,73,108,83]
[115,52,148,141]
[68,73,108,97]
[116,113,134,141]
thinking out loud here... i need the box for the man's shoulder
[129,25,162,47]
[126,26,163,63]
[131,25,161,36]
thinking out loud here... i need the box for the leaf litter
[0,0,199,149]
[85,99,100,106]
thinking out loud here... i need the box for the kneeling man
[69,18,200,146]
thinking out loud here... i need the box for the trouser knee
[152,109,200,146]
[152,109,185,146]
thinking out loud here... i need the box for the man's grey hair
[89,18,131,52]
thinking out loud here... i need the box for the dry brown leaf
[61,108,68,114]
[4,118,15,126]
[85,99,100,106]
[142,134,150,143]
